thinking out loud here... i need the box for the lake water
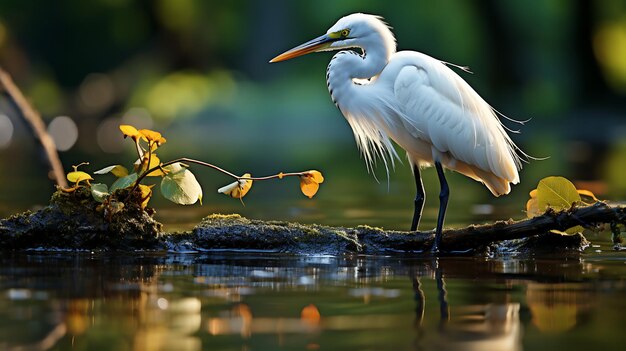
[0,235,624,351]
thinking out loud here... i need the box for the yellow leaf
[218,173,253,199]
[94,165,129,178]
[111,166,129,177]
[577,189,599,204]
[138,184,154,209]
[60,185,80,193]
[217,181,239,196]
[138,154,165,177]
[527,176,588,234]
[147,154,164,176]
[119,125,140,139]
[299,170,324,198]
[304,170,324,183]
[138,129,163,143]
[526,197,540,218]
[536,176,581,212]
[148,137,167,151]
[565,225,585,235]
[300,181,319,198]
[67,171,93,184]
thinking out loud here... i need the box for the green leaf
[94,165,129,178]
[110,173,138,192]
[160,163,202,205]
[91,183,109,203]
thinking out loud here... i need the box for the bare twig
[0,67,67,188]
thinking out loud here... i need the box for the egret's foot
[431,226,443,255]
[430,241,440,255]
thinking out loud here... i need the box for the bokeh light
[0,21,7,48]
[593,19,626,92]
[122,107,153,130]
[47,116,78,151]
[0,114,13,149]
[96,117,125,153]
[79,73,116,114]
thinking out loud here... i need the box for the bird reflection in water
[411,261,522,351]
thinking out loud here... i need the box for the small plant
[62,125,325,217]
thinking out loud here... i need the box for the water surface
[1,240,624,351]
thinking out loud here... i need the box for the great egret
[270,13,525,253]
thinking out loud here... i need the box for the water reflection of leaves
[526,282,593,333]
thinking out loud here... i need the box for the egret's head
[270,13,395,63]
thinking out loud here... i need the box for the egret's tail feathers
[452,161,516,196]
[474,168,513,196]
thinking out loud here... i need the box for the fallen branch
[442,201,624,250]
[192,202,625,255]
[0,67,67,188]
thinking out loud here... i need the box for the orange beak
[270,34,334,63]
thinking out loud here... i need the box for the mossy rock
[0,187,163,250]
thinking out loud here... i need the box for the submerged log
[1,188,624,254]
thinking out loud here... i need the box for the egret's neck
[326,39,393,110]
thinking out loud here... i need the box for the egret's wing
[391,52,520,186]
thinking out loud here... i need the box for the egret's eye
[340,29,350,37]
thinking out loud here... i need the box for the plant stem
[127,157,307,199]
[146,142,152,176]
[128,158,237,196]
[239,172,306,181]
[161,158,241,178]
[133,139,143,160]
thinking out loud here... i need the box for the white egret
[270,13,525,253]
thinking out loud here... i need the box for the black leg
[410,164,425,231]
[432,161,449,254]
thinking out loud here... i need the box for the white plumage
[271,13,525,253]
